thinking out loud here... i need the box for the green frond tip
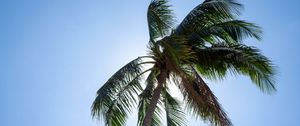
[147,0,175,41]
[193,44,276,93]
[175,0,243,35]
[215,20,262,42]
[202,0,243,15]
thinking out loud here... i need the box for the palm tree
[91,0,276,126]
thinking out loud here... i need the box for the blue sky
[0,0,300,126]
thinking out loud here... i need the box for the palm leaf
[194,43,276,93]
[163,88,186,126]
[175,0,243,35]
[92,57,152,126]
[176,68,232,126]
[198,20,262,44]
[138,70,163,126]
[147,0,175,41]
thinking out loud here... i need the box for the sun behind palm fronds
[92,0,276,126]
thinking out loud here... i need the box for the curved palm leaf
[147,0,175,41]
[196,20,262,44]
[176,0,243,35]
[194,43,276,93]
[92,57,154,125]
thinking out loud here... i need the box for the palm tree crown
[92,0,276,126]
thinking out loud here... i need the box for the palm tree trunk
[142,72,167,126]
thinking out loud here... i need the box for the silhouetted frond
[194,44,276,93]
[197,20,262,44]
[92,57,151,126]
[148,0,175,41]
[176,0,243,35]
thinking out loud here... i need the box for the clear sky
[1,0,300,126]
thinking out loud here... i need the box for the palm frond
[175,0,243,35]
[198,20,262,44]
[194,43,276,93]
[147,0,175,41]
[138,70,163,126]
[92,57,152,126]
[176,68,232,126]
[138,97,164,126]
[163,88,186,126]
